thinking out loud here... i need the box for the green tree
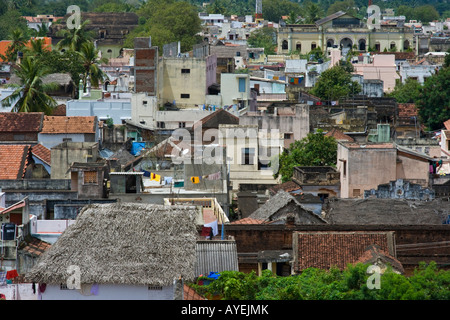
[302,0,324,24]
[327,0,357,16]
[416,66,450,131]
[34,50,85,98]
[56,20,95,52]
[275,130,338,183]
[310,65,361,101]
[388,78,422,103]
[262,0,302,23]
[2,56,58,114]
[0,28,28,63]
[124,0,202,53]
[247,27,277,55]
[78,41,108,91]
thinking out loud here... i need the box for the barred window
[84,171,98,184]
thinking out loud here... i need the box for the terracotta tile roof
[192,109,239,130]
[325,128,354,142]
[293,231,394,271]
[0,145,31,179]
[184,284,206,300]
[51,104,67,116]
[444,119,450,131]
[231,217,265,225]
[19,237,51,257]
[0,112,44,132]
[31,143,51,165]
[40,116,97,134]
[354,244,405,274]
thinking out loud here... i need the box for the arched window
[358,39,366,51]
[403,40,410,50]
[296,42,301,51]
[282,40,288,50]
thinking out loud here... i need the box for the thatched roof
[26,203,198,286]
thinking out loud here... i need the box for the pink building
[353,54,399,93]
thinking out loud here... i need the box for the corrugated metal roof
[195,240,239,277]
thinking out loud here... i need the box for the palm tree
[31,23,50,37]
[26,38,51,57]
[0,28,27,63]
[2,56,58,114]
[56,20,94,52]
[78,41,108,92]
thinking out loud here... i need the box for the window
[311,42,317,50]
[284,133,292,140]
[238,78,246,93]
[282,40,288,50]
[84,171,98,184]
[180,93,190,99]
[179,122,186,128]
[353,189,360,197]
[296,43,301,51]
[242,148,255,165]
[148,286,162,290]
[157,122,165,128]
[143,100,148,106]
[181,68,190,74]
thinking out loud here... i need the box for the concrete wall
[239,104,309,144]
[50,142,99,179]
[220,73,251,108]
[40,284,175,300]
[338,143,397,198]
[66,99,132,125]
[353,55,400,92]
[396,153,429,187]
[39,133,95,150]
[159,56,217,108]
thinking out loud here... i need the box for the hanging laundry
[142,170,151,177]
[190,176,201,184]
[90,283,99,296]
[6,269,18,280]
[201,226,213,238]
[0,271,6,285]
[174,181,184,188]
[164,176,173,185]
[206,172,221,180]
[150,173,161,182]
[204,220,218,236]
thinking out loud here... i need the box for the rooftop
[40,116,97,134]
[0,112,44,133]
[0,145,31,179]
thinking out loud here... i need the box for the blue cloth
[207,272,220,280]
[143,170,151,177]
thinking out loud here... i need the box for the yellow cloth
[190,176,200,184]
[151,173,161,181]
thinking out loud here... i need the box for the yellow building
[277,11,414,55]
